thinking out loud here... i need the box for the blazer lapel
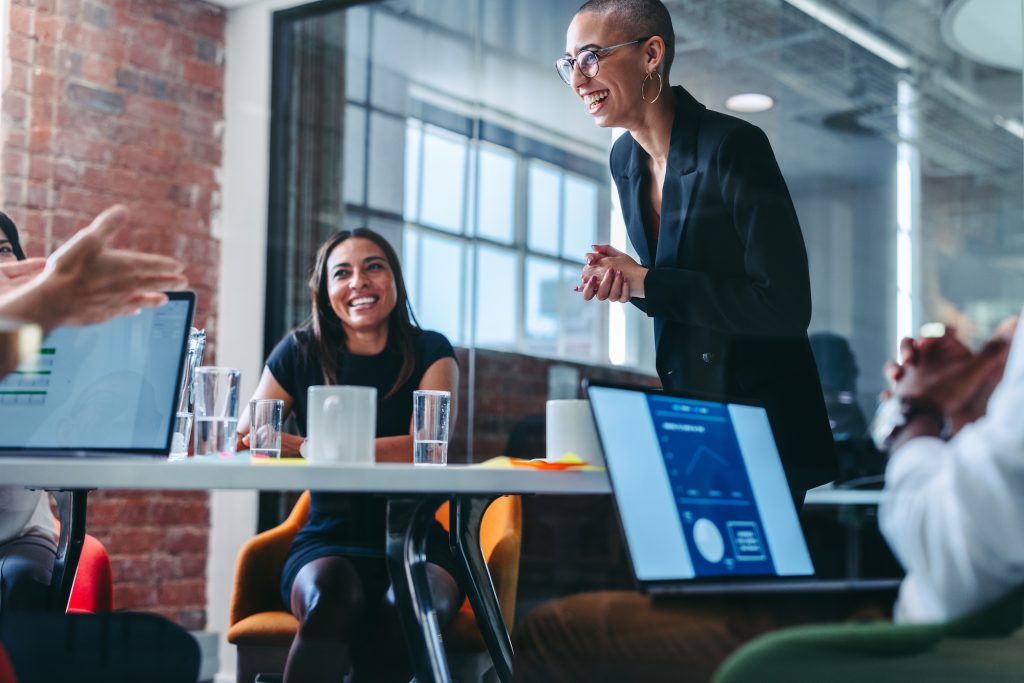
[623,139,653,267]
[656,86,705,268]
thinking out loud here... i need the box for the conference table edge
[0,457,613,495]
[0,457,883,505]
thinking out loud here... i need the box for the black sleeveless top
[266,327,455,552]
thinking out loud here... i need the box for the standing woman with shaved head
[563,0,834,503]
[510,3,875,681]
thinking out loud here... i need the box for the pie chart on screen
[693,518,725,563]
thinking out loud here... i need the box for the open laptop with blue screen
[587,380,894,594]
[0,292,195,457]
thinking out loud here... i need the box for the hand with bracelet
[877,326,1013,452]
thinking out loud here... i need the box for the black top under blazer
[611,86,836,501]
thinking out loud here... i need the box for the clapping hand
[1,205,189,330]
[884,325,1013,434]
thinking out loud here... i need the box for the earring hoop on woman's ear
[641,70,663,104]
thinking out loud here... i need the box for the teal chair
[713,587,1024,683]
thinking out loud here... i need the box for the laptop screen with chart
[0,292,195,456]
[586,381,816,593]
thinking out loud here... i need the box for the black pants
[0,535,55,616]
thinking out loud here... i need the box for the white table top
[0,454,612,495]
[0,454,885,505]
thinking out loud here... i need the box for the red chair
[53,519,114,613]
[67,534,114,613]
[0,644,17,683]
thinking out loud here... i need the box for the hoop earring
[641,70,663,104]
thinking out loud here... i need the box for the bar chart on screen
[0,348,54,405]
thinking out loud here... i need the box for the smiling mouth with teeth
[349,296,379,307]
[585,90,609,111]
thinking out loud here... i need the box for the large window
[401,120,606,357]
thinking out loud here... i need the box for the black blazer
[611,86,836,500]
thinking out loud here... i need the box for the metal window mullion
[556,172,567,358]
[514,154,529,353]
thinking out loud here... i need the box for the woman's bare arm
[375,357,459,463]
[236,367,301,455]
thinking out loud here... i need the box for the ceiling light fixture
[783,0,912,70]
[941,0,1022,72]
[995,116,1024,140]
[724,93,775,113]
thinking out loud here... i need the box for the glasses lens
[555,59,573,85]
[579,50,599,78]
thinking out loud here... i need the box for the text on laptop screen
[0,298,192,452]
[588,386,814,582]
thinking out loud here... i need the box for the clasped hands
[574,245,648,302]
[884,319,1017,437]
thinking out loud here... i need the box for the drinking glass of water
[193,367,241,456]
[249,398,283,458]
[413,390,450,466]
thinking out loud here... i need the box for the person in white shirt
[0,206,186,615]
[878,314,1021,623]
[0,213,57,615]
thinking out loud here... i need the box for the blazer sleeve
[642,125,812,337]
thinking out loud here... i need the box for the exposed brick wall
[2,0,226,630]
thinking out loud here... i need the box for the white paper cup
[545,399,604,466]
[306,385,376,464]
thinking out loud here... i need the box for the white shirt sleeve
[880,312,1024,623]
[0,487,57,545]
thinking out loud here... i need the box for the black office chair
[0,611,200,683]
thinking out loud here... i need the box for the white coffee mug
[545,399,604,466]
[306,385,377,464]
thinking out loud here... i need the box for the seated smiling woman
[236,228,461,683]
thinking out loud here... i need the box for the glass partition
[266,0,1023,601]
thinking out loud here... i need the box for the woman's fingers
[592,244,624,257]
[581,275,599,301]
[883,360,903,384]
[898,337,917,365]
[595,268,616,300]
[607,270,623,301]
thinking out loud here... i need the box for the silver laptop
[0,292,195,457]
[586,380,898,594]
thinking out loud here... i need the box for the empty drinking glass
[249,399,283,458]
[169,328,206,459]
[413,390,450,466]
[193,367,241,456]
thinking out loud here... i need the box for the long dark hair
[305,228,421,399]
[0,213,26,261]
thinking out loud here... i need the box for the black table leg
[450,495,514,683]
[47,489,89,612]
[386,495,451,683]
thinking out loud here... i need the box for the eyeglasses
[555,37,650,86]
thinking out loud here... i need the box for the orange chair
[227,492,522,683]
